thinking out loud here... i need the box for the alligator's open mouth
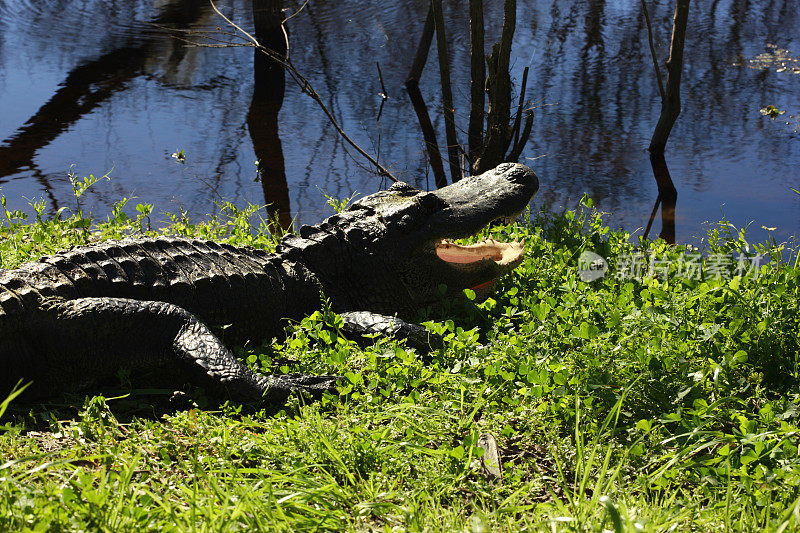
[434,235,525,300]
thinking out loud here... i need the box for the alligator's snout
[400,163,539,304]
[422,163,539,241]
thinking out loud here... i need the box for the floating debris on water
[734,44,800,74]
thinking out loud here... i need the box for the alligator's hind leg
[24,297,339,403]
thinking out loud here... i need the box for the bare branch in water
[167,1,397,182]
[431,0,463,182]
[640,0,666,102]
[648,0,690,155]
[404,6,447,188]
[467,0,485,163]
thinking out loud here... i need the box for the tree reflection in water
[643,154,677,245]
[247,0,292,232]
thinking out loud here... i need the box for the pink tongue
[436,247,499,264]
[470,279,497,300]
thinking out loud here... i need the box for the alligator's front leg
[8,297,339,403]
[339,311,443,352]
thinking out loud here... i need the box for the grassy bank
[1,189,800,531]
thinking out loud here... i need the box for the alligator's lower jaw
[435,239,524,266]
[435,238,525,299]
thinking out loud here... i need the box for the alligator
[0,163,539,404]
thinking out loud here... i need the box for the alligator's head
[283,163,539,318]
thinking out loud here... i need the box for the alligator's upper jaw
[421,163,539,240]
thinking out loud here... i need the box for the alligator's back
[0,237,326,400]
[5,237,253,309]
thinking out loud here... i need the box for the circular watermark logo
[578,251,608,282]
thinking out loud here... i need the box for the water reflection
[247,0,292,231]
[0,0,206,183]
[643,154,677,244]
[0,0,797,244]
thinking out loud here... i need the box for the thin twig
[431,0,462,182]
[187,1,396,181]
[280,58,396,179]
[376,100,386,122]
[209,1,258,46]
[376,62,388,122]
[174,38,250,48]
[280,20,290,57]
[511,66,529,149]
[376,62,388,99]
[282,0,309,24]
[507,109,533,162]
[640,0,666,102]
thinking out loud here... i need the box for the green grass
[2,181,800,531]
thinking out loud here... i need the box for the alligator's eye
[387,182,419,194]
[416,191,448,211]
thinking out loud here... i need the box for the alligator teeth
[494,210,524,225]
[435,240,524,266]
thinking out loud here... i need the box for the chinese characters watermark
[578,251,765,282]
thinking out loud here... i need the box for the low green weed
[2,179,800,530]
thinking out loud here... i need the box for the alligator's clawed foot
[168,390,198,409]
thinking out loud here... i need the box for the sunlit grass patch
[2,180,800,531]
